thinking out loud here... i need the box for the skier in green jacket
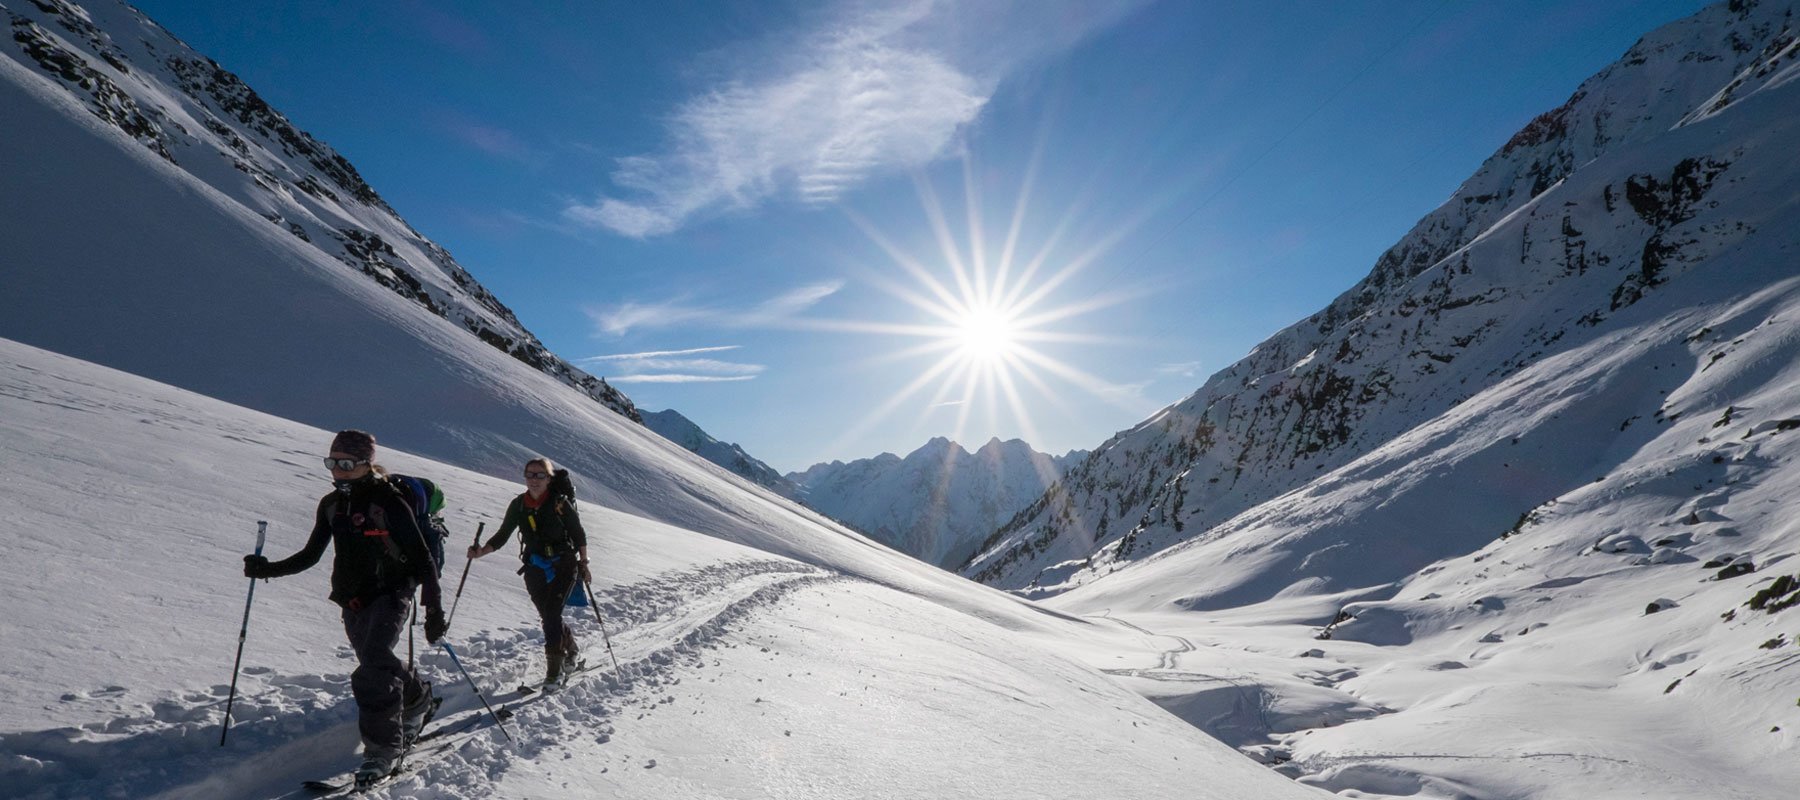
[466,456,590,683]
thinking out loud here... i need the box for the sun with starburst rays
[950,304,1020,362]
[808,154,1147,457]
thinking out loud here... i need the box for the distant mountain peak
[641,409,798,498]
[789,436,1087,569]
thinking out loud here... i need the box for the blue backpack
[387,474,448,578]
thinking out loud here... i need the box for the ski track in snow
[1090,614,1294,749]
[1,558,842,800]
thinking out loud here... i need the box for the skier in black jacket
[244,430,444,784]
[466,456,590,683]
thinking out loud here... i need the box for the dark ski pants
[342,590,425,758]
[522,555,579,655]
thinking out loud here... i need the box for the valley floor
[1031,592,1800,800]
[8,335,1799,800]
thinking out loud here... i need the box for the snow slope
[790,437,1086,570]
[0,0,637,422]
[1042,269,1800,797]
[0,338,1320,799]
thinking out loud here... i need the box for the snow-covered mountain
[945,3,1800,796]
[963,0,1800,599]
[790,437,1086,569]
[1,0,639,426]
[641,408,800,498]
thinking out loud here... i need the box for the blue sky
[134,0,1709,472]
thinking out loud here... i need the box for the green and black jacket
[484,491,586,559]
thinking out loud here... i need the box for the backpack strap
[518,493,577,556]
[331,484,413,566]
[376,477,421,565]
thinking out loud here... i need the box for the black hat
[330,429,376,461]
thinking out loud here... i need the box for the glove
[243,554,275,579]
[467,544,487,559]
[424,607,448,644]
[578,560,592,584]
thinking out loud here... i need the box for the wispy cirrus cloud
[451,122,535,162]
[1096,379,1154,406]
[609,374,758,384]
[432,105,547,167]
[578,346,742,364]
[565,0,1148,237]
[582,345,766,384]
[616,358,763,375]
[1157,361,1204,378]
[588,281,844,336]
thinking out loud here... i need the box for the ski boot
[401,681,440,747]
[544,642,564,685]
[563,637,585,674]
[353,752,400,790]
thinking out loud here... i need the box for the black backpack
[548,468,576,503]
[387,474,449,577]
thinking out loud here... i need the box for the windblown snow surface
[0,339,1316,799]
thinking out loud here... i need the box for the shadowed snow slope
[0,338,1320,799]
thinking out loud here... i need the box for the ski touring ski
[517,659,592,696]
[302,701,508,794]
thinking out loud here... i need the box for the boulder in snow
[1714,562,1757,581]
[1595,533,1647,553]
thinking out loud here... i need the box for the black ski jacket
[260,475,444,609]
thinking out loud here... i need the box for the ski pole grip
[255,520,267,556]
[472,521,485,546]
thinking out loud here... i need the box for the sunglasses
[324,457,370,471]
[524,471,550,480]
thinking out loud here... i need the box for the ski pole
[444,522,485,632]
[220,520,266,746]
[438,641,514,743]
[581,575,622,674]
